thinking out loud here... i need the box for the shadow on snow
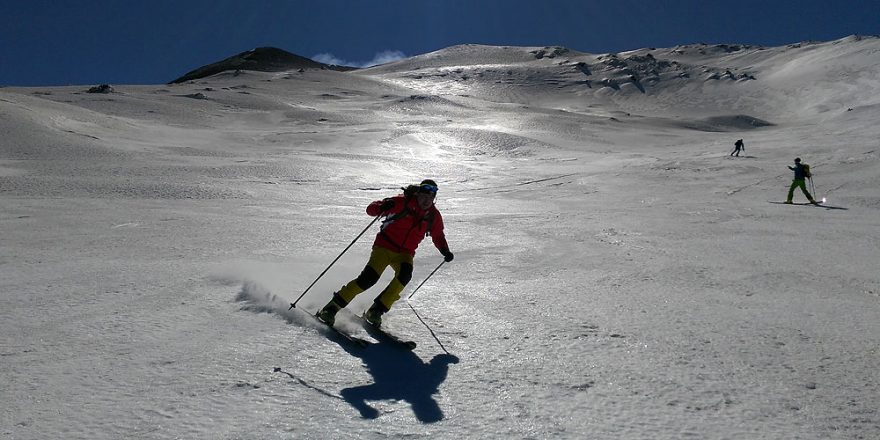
[234,281,459,423]
[336,337,459,423]
[768,201,849,210]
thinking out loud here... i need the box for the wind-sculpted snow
[670,114,775,132]
[411,127,558,158]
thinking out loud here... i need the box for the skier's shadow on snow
[336,338,459,423]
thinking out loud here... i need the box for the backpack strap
[380,197,436,241]
[424,209,436,237]
[381,206,410,229]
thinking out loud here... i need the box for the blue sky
[2,0,877,86]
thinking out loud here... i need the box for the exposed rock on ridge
[169,47,355,84]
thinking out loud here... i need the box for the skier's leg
[374,257,413,309]
[336,247,393,304]
[320,248,393,324]
[799,180,815,202]
[786,181,797,202]
[367,253,414,324]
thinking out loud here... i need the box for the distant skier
[730,139,744,157]
[785,157,818,204]
[317,179,454,327]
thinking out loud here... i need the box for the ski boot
[363,302,388,328]
[316,296,344,326]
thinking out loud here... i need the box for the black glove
[379,199,395,212]
[440,248,454,262]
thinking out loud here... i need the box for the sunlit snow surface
[2,37,880,439]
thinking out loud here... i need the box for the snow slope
[2,36,879,439]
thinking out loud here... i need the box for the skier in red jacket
[317,179,454,327]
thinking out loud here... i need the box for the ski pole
[405,260,449,353]
[289,214,382,310]
[401,261,451,352]
[407,261,445,300]
[406,302,450,354]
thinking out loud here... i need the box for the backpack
[402,184,420,198]
[803,164,812,178]
[381,186,436,237]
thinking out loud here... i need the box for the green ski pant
[787,179,814,202]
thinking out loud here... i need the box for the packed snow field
[2,36,879,439]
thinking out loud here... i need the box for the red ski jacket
[367,195,449,256]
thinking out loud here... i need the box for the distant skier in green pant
[785,157,818,205]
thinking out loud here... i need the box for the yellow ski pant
[337,246,414,310]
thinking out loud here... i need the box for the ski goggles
[419,184,438,194]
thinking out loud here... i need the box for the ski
[359,317,417,350]
[769,201,822,206]
[307,312,371,348]
[769,201,847,210]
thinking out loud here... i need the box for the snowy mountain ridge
[358,36,880,120]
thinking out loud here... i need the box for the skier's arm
[430,212,452,260]
[366,197,399,216]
